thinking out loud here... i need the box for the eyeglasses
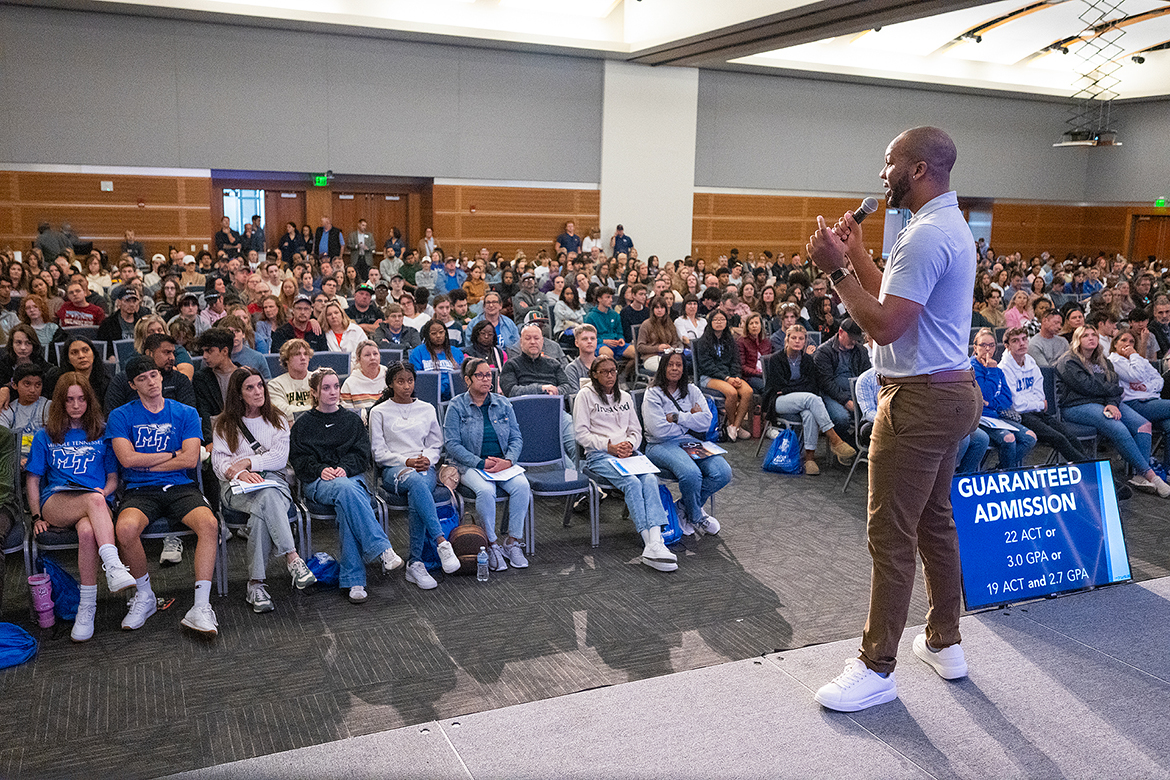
[472,371,493,380]
[596,367,618,375]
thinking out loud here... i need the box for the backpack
[38,554,80,620]
[419,501,462,572]
[762,428,803,475]
[0,623,36,670]
[447,516,491,575]
[306,552,340,587]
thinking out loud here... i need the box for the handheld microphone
[853,197,879,224]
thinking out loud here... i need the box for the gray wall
[695,70,1104,202]
[0,5,603,182]
[1084,98,1170,203]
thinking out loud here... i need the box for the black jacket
[695,334,741,382]
[761,350,817,416]
[312,226,344,258]
[1054,353,1121,408]
[193,366,227,444]
[95,311,145,353]
[812,336,871,406]
[500,352,572,398]
[289,407,370,484]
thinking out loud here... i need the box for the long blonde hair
[1069,325,1115,380]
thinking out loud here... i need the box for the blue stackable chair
[309,352,351,375]
[512,394,592,551]
[1040,366,1098,462]
[264,353,283,377]
[112,338,136,370]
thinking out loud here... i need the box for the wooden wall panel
[432,184,600,258]
[0,171,211,258]
[692,192,885,263]
[989,202,1132,260]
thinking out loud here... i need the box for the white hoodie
[573,383,641,454]
[998,351,1047,413]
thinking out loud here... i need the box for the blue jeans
[823,396,852,436]
[955,427,991,474]
[1125,398,1170,468]
[381,467,444,565]
[1062,402,1152,473]
[645,440,732,523]
[774,392,834,452]
[585,451,666,533]
[981,418,1035,469]
[460,468,530,543]
[303,475,391,588]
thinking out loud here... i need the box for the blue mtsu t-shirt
[106,399,202,489]
[26,428,119,501]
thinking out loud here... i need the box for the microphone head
[859,197,879,216]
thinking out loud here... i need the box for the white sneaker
[1128,474,1156,494]
[159,535,183,565]
[181,603,219,636]
[1152,474,1170,499]
[488,543,509,572]
[814,659,898,712]
[913,634,968,680]
[246,582,274,614]
[121,590,157,630]
[640,527,678,572]
[726,426,738,441]
[405,561,438,590]
[436,540,461,574]
[501,539,529,568]
[348,585,368,604]
[71,602,96,642]
[766,426,780,440]
[698,511,721,535]
[380,547,404,574]
[103,561,136,594]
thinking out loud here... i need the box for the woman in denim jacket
[443,357,531,571]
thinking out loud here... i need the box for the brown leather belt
[877,369,974,387]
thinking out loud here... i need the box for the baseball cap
[840,318,864,339]
[375,280,389,290]
[293,294,313,306]
[521,272,535,281]
[357,283,375,293]
[112,286,139,301]
[203,291,221,302]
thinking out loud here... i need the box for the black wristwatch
[829,267,853,287]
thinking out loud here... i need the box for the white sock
[98,543,122,568]
[79,584,98,608]
[194,580,211,607]
[135,573,153,597]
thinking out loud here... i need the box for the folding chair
[112,338,136,369]
[62,325,100,343]
[415,371,443,423]
[379,348,404,367]
[265,354,283,377]
[755,353,805,457]
[1040,366,1098,462]
[290,474,389,564]
[841,377,871,493]
[629,323,654,390]
[512,395,592,551]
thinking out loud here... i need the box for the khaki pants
[861,379,982,674]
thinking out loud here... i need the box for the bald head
[895,127,956,183]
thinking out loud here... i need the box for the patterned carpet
[1,437,1166,779]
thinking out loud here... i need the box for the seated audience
[342,340,388,420]
[674,294,706,346]
[737,313,772,394]
[219,314,272,380]
[585,287,633,361]
[998,326,1089,464]
[212,367,316,613]
[760,324,856,475]
[1056,325,1169,497]
[2,363,50,463]
[26,372,131,641]
[410,320,465,399]
[321,301,365,356]
[636,295,683,374]
[1108,329,1170,473]
[466,291,519,350]
[695,310,754,441]
[369,362,461,590]
[371,302,422,350]
[642,350,729,536]
[110,355,220,636]
[574,355,676,572]
[290,368,404,603]
[1028,308,1067,367]
[443,358,530,572]
[271,294,327,353]
[971,328,1036,469]
[500,323,575,468]
[812,318,870,438]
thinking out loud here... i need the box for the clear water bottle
[477,547,489,582]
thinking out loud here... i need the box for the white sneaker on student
[913,634,968,679]
[488,543,509,572]
[698,510,721,535]
[436,540,461,574]
[814,659,898,712]
[71,602,96,642]
[405,561,438,590]
[121,590,157,630]
[246,582,274,614]
[181,603,219,636]
[1128,474,1156,493]
[103,561,136,594]
[640,527,678,572]
[1152,474,1170,499]
[348,585,368,604]
[159,535,183,565]
[380,547,404,574]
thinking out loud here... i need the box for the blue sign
[951,461,1131,610]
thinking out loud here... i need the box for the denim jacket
[443,392,523,473]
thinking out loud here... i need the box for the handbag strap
[237,421,265,455]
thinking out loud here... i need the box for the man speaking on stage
[806,126,983,712]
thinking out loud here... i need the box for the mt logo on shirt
[134,423,175,451]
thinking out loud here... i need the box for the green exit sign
[1157,197,1167,208]
[314,175,328,187]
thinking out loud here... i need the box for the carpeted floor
[1,437,1166,779]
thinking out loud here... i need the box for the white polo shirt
[873,191,975,377]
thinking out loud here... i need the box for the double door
[331,192,409,257]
